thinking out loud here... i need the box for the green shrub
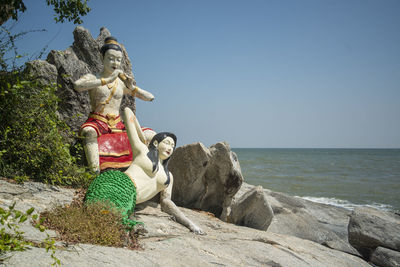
[0,202,61,266]
[0,202,34,253]
[0,71,94,186]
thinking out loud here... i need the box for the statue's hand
[109,69,123,82]
[118,73,135,90]
[135,87,155,102]
[140,90,155,102]
[125,74,136,86]
[190,224,206,235]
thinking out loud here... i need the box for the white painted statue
[74,37,154,173]
[75,36,204,234]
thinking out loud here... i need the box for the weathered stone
[72,26,103,74]
[169,142,243,218]
[169,142,358,246]
[46,47,92,133]
[0,179,74,243]
[0,179,370,267]
[24,60,58,85]
[204,142,243,216]
[226,185,274,230]
[168,142,210,206]
[348,207,400,259]
[23,26,136,136]
[250,184,361,256]
[370,247,400,267]
[0,180,75,213]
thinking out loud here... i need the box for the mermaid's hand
[190,224,206,235]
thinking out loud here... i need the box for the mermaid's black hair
[147,132,177,186]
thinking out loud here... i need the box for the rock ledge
[0,179,369,267]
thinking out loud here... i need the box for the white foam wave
[298,196,395,212]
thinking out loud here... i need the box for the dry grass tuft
[39,192,140,250]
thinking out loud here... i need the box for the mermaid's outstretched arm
[160,174,205,235]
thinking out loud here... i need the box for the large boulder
[370,247,400,267]
[225,185,274,230]
[24,26,136,135]
[169,142,275,231]
[169,142,243,218]
[348,207,400,260]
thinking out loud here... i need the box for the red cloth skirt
[80,113,132,171]
[80,113,154,171]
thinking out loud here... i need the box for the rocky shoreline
[0,178,366,266]
[1,142,399,266]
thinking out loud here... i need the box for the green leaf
[19,215,28,223]
[9,202,16,211]
[26,207,34,215]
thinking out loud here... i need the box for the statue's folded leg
[82,127,100,173]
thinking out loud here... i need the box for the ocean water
[232,148,400,213]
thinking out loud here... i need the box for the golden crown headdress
[105,39,120,46]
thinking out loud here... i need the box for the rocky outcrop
[169,142,360,254]
[263,185,360,256]
[24,60,58,86]
[0,179,74,243]
[168,142,274,231]
[168,143,400,266]
[169,142,243,218]
[0,179,370,267]
[370,247,400,267]
[24,26,136,135]
[233,183,360,256]
[226,185,274,230]
[348,206,400,265]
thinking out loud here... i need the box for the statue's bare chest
[92,82,124,102]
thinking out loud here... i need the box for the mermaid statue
[85,107,205,234]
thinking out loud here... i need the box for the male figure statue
[74,36,154,173]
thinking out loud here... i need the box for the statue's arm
[160,175,205,235]
[74,70,122,92]
[73,73,99,92]
[133,86,155,102]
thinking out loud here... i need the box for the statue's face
[156,136,175,160]
[102,49,123,74]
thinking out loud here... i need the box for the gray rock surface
[24,60,58,85]
[169,142,243,218]
[227,185,274,230]
[0,179,369,267]
[24,26,136,135]
[235,183,361,256]
[0,179,74,243]
[370,247,400,267]
[348,206,400,259]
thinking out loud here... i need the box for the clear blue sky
[5,0,400,148]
